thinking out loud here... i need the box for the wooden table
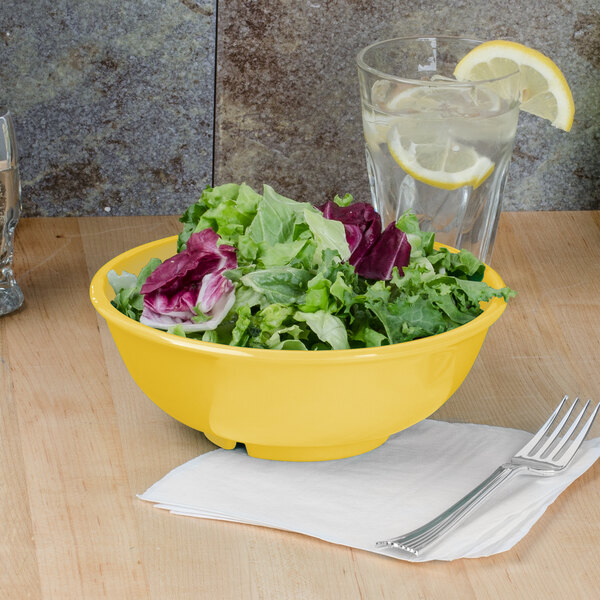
[1,212,599,599]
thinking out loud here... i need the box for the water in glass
[357,37,521,264]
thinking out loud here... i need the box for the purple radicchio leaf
[318,201,382,265]
[353,222,411,280]
[139,228,237,332]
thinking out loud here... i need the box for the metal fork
[377,395,600,557]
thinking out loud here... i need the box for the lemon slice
[453,40,575,131]
[386,85,501,115]
[388,125,495,190]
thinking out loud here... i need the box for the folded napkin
[139,419,600,561]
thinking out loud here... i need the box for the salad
[108,183,514,350]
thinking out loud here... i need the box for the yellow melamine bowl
[90,235,508,462]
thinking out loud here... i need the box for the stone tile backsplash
[1,0,598,216]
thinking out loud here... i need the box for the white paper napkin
[138,419,600,561]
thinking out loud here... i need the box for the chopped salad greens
[108,183,514,350]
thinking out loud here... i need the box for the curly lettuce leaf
[178,183,261,251]
[396,211,435,257]
[108,258,161,320]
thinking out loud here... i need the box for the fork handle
[376,463,522,557]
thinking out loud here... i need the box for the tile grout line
[210,0,219,188]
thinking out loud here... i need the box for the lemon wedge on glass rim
[453,40,575,131]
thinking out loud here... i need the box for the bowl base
[204,430,237,450]
[205,430,389,461]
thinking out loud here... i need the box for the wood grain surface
[1,212,599,599]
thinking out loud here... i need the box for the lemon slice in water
[385,84,497,190]
[388,126,495,190]
[453,40,575,131]
[386,84,502,115]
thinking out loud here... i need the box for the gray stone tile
[214,1,599,211]
[2,0,597,217]
[1,0,216,216]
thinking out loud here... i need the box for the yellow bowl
[90,236,508,461]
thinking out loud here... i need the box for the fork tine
[517,395,568,457]
[546,399,589,458]
[535,397,580,458]
[553,401,600,467]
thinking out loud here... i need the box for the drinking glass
[356,36,521,264]
[0,109,23,315]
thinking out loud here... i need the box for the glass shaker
[0,109,24,315]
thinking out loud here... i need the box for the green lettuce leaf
[303,205,351,264]
[246,185,303,245]
[294,310,350,350]
[109,258,161,320]
[333,193,354,207]
[239,267,312,306]
[258,240,309,268]
[396,211,435,257]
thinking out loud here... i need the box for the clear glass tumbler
[0,109,24,315]
[357,36,521,264]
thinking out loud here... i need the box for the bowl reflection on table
[89,235,508,462]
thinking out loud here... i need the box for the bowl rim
[89,235,508,363]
